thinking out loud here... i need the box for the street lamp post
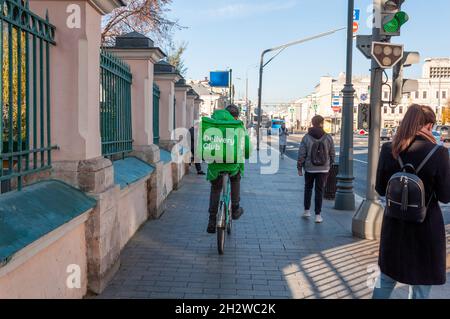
[255,27,346,151]
[334,0,356,211]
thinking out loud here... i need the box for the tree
[2,28,27,144]
[167,42,188,76]
[101,0,182,46]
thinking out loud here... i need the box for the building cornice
[175,85,191,92]
[103,48,166,63]
[154,73,182,83]
[88,0,125,15]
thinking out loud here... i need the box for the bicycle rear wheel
[217,201,226,255]
[227,199,232,235]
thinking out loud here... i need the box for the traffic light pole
[352,0,385,239]
[334,0,356,211]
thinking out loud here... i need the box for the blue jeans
[372,272,432,299]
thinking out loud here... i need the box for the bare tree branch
[101,0,183,46]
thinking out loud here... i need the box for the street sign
[356,35,373,60]
[332,93,342,107]
[209,71,230,87]
[332,106,341,112]
[353,9,360,21]
[371,42,404,69]
[353,22,359,34]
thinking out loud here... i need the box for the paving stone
[96,148,450,299]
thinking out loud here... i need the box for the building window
[436,91,440,99]
[391,107,395,114]
[423,91,428,99]
[415,91,419,99]
[383,91,389,100]
[399,106,403,114]
[384,106,387,114]
[443,91,447,100]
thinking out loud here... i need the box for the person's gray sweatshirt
[297,128,336,173]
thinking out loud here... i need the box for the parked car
[432,130,444,145]
[380,128,393,141]
[439,125,450,142]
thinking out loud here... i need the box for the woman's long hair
[392,104,436,159]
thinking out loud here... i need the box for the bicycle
[216,172,232,255]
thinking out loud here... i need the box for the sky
[165,0,450,103]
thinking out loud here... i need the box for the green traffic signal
[383,11,409,33]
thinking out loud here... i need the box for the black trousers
[279,145,287,155]
[191,156,202,172]
[304,172,328,215]
[208,172,241,217]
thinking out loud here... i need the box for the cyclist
[203,104,252,234]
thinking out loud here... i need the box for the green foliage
[167,42,188,76]
[2,26,27,144]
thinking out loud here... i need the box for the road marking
[353,158,368,164]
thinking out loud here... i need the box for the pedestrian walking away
[297,115,336,223]
[279,122,289,159]
[373,104,450,299]
[189,124,205,175]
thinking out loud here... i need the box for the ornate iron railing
[99,50,133,158]
[0,0,56,192]
[153,83,160,145]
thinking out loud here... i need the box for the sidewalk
[97,142,450,299]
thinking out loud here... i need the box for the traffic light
[380,0,409,36]
[391,51,420,105]
[358,103,370,130]
[371,41,404,69]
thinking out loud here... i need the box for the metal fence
[100,50,133,158]
[1,0,56,193]
[153,83,160,145]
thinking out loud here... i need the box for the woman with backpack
[373,104,450,299]
[297,115,336,223]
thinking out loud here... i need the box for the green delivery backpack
[197,116,246,164]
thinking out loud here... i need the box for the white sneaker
[315,215,323,223]
[302,210,311,218]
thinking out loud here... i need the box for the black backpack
[386,145,439,223]
[310,135,328,166]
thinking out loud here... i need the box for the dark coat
[375,136,450,285]
[189,126,195,154]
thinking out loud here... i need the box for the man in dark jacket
[297,115,335,223]
[189,125,205,175]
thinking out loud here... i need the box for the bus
[268,119,285,135]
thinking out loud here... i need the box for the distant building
[296,58,450,129]
[187,78,229,117]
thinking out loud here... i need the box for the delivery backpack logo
[198,122,246,164]
[203,134,235,151]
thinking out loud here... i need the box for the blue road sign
[353,9,360,21]
[209,71,230,87]
[360,93,368,101]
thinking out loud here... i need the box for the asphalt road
[284,133,370,198]
[284,133,450,224]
